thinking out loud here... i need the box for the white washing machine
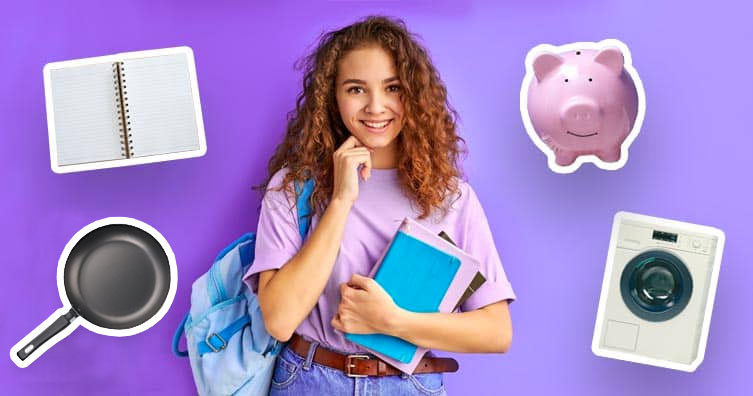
[592,212,725,372]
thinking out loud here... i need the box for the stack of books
[346,217,485,374]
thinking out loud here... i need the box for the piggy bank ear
[532,52,564,82]
[594,47,624,74]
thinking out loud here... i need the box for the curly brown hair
[259,15,466,219]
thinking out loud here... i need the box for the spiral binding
[113,61,132,158]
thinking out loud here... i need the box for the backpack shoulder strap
[294,178,314,239]
[213,233,255,263]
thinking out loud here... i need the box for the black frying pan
[12,219,174,365]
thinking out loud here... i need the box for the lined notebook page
[123,54,200,158]
[50,63,124,166]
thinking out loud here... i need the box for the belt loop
[302,340,319,371]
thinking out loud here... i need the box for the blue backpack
[172,180,313,396]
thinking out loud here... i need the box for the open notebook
[43,47,206,173]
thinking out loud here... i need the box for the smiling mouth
[361,119,393,131]
[566,131,598,137]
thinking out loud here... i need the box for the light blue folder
[345,231,460,363]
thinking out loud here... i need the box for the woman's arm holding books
[332,274,512,353]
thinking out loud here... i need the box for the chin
[362,137,388,147]
[352,132,393,148]
[371,138,399,150]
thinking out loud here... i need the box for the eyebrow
[341,76,400,86]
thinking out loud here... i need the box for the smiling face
[335,45,404,165]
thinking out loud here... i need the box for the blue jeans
[269,341,448,395]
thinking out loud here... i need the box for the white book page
[49,63,124,166]
[122,54,200,158]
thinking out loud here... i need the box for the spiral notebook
[43,47,206,173]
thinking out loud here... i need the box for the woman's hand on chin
[331,135,373,206]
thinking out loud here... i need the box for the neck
[370,140,398,169]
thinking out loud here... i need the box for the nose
[365,91,387,114]
[561,98,601,133]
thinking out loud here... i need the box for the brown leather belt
[288,333,459,377]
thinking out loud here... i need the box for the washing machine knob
[692,239,702,249]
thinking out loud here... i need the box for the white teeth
[363,120,390,129]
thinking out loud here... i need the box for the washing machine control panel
[652,230,678,243]
[617,222,714,255]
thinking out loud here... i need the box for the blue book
[345,230,461,363]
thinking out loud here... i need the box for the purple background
[2,0,752,394]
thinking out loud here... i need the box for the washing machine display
[592,212,725,372]
[620,250,692,322]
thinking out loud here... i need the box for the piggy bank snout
[561,98,600,133]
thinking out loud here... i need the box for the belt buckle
[346,354,371,378]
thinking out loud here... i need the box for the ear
[532,52,564,82]
[594,47,624,74]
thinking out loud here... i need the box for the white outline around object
[591,211,725,372]
[519,39,647,174]
[44,46,207,174]
[9,217,177,368]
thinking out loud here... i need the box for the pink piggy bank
[521,40,645,173]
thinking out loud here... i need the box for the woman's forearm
[259,198,352,341]
[388,301,512,353]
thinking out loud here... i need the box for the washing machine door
[620,250,693,322]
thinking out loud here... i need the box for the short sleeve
[457,184,516,311]
[242,169,303,293]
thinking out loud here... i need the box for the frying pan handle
[16,308,78,361]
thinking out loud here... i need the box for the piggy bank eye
[564,78,569,83]
[588,78,593,82]
[576,51,581,55]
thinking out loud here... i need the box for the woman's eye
[387,85,401,93]
[347,86,365,94]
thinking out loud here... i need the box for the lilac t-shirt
[243,167,515,353]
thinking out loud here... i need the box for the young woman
[244,16,515,395]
